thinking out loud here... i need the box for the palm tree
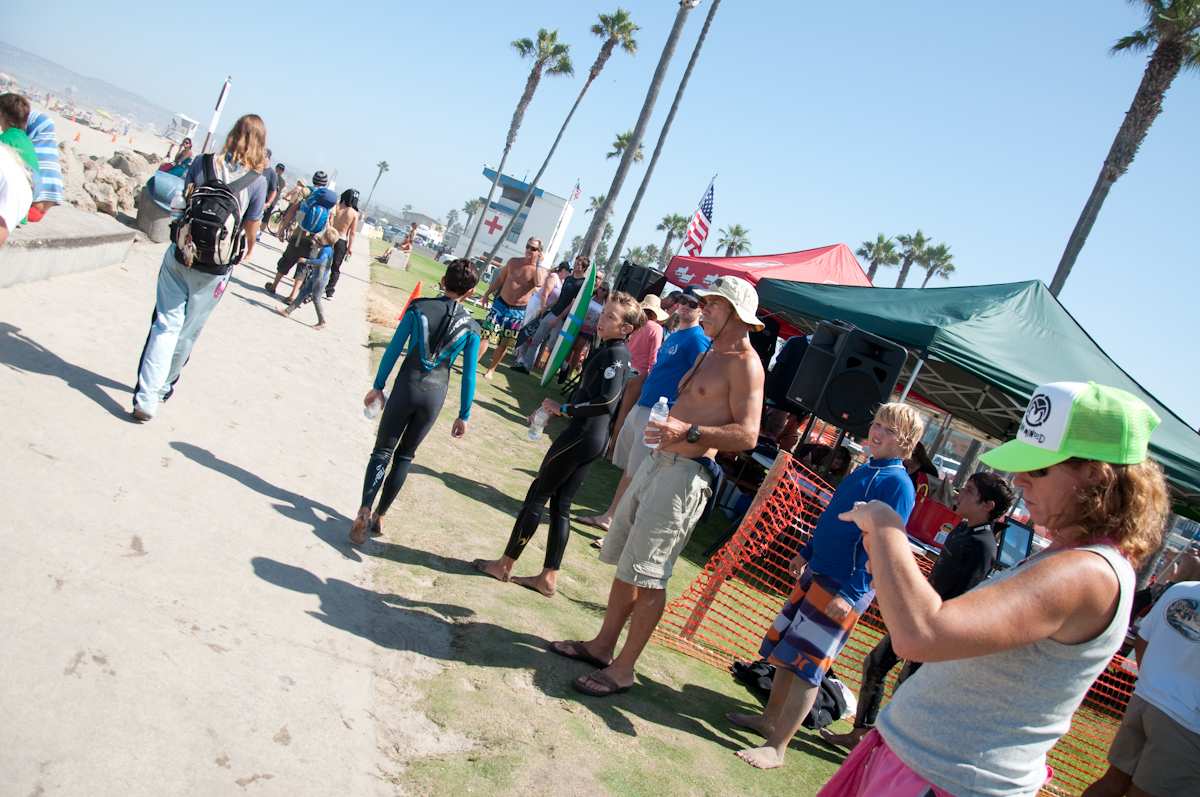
[1050,1,1200,296]
[581,0,698,261]
[643,243,661,265]
[856,233,901,282]
[606,0,723,275]
[566,235,584,260]
[595,222,615,264]
[445,208,459,229]
[363,160,389,219]
[656,213,690,266]
[607,130,645,162]
[625,245,649,263]
[481,9,639,266]
[894,229,931,288]
[717,224,751,257]
[918,242,956,288]
[462,198,483,219]
[585,194,606,214]
[463,29,573,260]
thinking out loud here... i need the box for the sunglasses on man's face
[526,243,541,251]
[676,297,700,308]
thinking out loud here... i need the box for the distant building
[452,167,574,266]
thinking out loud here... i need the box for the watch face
[687,425,701,443]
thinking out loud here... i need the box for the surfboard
[540,263,597,386]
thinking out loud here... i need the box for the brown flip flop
[572,670,631,698]
[547,640,612,670]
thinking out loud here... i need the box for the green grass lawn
[361,249,847,795]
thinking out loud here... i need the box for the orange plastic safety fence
[653,452,1139,797]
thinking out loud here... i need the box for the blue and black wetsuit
[504,338,633,570]
[360,297,480,515]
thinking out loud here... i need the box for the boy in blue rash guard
[351,259,482,545]
[729,401,924,770]
[278,226,339,328]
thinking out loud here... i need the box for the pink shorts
[816,730,954,797]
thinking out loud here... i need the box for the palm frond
[511,38,535,58]
[1113,29,1155,52]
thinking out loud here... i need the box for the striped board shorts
[482,295,527,343]
[760,569,873,686]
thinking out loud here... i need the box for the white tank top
[876,544,1134,797]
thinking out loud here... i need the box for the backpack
[299,187,337,234]
[731,659,851,730]
[171,154,259,273]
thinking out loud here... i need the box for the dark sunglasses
[676,297,700,308]
[526,243,541,251]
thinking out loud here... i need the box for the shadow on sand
[0,321,132,420]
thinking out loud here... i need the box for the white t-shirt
[1136,580,1200,733]
[0,146,33,234]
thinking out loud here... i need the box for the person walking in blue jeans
[131,114,268,422]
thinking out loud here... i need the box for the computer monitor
[996,519,1035,569]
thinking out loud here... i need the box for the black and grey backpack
[171,154,260,274]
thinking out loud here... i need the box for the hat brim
[979,439,1071,473]
[643,306,669,322]
[692,288,765,331]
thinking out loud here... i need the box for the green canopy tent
[756,278,1200,502]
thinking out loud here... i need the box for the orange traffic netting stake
[653,450,1137,797]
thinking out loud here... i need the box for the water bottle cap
[658,397,669,404]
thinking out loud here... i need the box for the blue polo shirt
[637,324,711,408]
[797,458,915,604]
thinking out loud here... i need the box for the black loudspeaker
[613,261,667,300]
[764,335,810,415]
[786,320,907,435]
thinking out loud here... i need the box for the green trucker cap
[980,381,1160,473]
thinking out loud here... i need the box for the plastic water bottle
[528,407,550,441]
[643,396,671,449]
[364,391,386,420]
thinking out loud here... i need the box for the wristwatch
[686,424,702,444]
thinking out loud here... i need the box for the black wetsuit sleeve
[563,346,626,419]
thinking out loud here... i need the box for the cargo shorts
[599,450,713,590]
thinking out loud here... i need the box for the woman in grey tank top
[817,382,1170,797]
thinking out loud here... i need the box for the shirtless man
[549,275,765,697]
[478,237,546,380]
[398,222,417,271]
[324,189,359,299]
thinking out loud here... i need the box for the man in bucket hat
[549,275,766,697]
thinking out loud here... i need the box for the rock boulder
[109,150,151,179]
[85,182,118,216]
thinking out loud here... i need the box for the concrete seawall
[0,205,136,289]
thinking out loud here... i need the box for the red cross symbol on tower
[484,215,503,235]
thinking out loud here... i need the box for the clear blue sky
[7,0,1198,426]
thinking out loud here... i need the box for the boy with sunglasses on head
[478,236,546,380]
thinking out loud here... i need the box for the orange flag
[397,281,421,322]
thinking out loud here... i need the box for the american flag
[569,180,581,202]
[683,181,714,256]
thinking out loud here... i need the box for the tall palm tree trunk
[895,259,914,288]
[660,232,676,267]
[1049,40,1186,297]
[608,0,720,277]
[920,269,934,289]
[363,166,385,223]
[465,61,547,260]
[482,75,597,266]
[581,2,694,261]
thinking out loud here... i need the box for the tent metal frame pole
[898,356,925,402]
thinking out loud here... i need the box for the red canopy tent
[664,243,873,290]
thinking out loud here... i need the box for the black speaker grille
[824,371,882,427]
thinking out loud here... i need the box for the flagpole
[676,174,716,258]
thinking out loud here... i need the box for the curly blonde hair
[607,290,646,334]
[221,114,268,171]
[1055,458,1170,565]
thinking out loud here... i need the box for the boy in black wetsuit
[351,259,482,545]
[474,291,645,597]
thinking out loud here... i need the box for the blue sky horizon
[6,0,1198,427]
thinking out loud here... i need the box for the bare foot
[577,514,611,531]
[277,307,290,316]
[727,712,773,737]
[511,574,555,597]
[349,507,371,546]
[735,746,785,769]
[313,323,326,330]
[482,371,495,381]
[818,727,868,749]
[472,558,510,582]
